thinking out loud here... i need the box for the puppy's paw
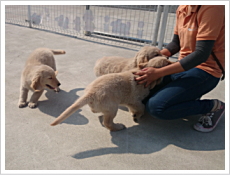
[109,123,126,131]
[18,102,27,108]
[132,114,142,123]
[28,102,38,108]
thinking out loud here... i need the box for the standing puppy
[18,48,65,108]
[50,57,172,131]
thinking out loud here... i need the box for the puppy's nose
[58,83,61,86]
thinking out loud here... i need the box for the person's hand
[135,67,161,88]
[135,61,185,88]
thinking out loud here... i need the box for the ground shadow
[72,112,225,159]
[118,106,129,112]
[38,88,89,125]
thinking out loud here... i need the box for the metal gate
[5,5,178,50]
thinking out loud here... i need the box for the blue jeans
[144,68,220,120]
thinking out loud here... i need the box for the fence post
[157,5,170,50]
[27,5,32,28]
[151,5,163,46]
[84,5,91,36]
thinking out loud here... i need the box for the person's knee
[146,100,168,120]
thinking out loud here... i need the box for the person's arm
[135,40,215,87]
[162,34,180,57]
[135,61,184,87]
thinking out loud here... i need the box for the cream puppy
[51,56,171,131]
[18,48,65,108]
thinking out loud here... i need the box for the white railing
[5,5,178,50]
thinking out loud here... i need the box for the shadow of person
[38,88,89,125]
[72,112,225,159]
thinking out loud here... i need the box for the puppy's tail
[50,94,88,126]
[51,49,66,55]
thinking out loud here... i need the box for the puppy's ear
[55,71,58,76]
[158,50,163,56]
[31,75,42,92]
[149,48,163,58]
[138,55,148,64]
[138,62,148,69]
[135,50,148,66]
[131,68,140,74]
[165,59,174,65]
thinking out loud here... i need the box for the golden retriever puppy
[50,56,171,131]
[94,45,162,77]
[18,48,65,108]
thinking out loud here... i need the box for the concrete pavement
[4,23,226,172]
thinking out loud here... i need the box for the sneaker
[194,100,225,132]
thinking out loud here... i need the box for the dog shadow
[72,112,225,159]
[38,88,89,125]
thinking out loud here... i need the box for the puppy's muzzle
[58,83,61,86]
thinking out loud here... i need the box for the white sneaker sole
[193,110,225,132]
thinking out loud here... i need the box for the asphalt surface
[4,23,226,172]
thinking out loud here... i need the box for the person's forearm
[163,34,180,56]
[157,61,185,78]
[179,40,215,70]
[135,62,185,87]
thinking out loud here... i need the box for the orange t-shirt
[174,5,225,78]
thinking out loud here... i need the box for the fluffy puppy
[18,48,65,108]
[94,45,162,76]
[50,56,172,131]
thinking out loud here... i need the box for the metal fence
[5,5,178,50]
